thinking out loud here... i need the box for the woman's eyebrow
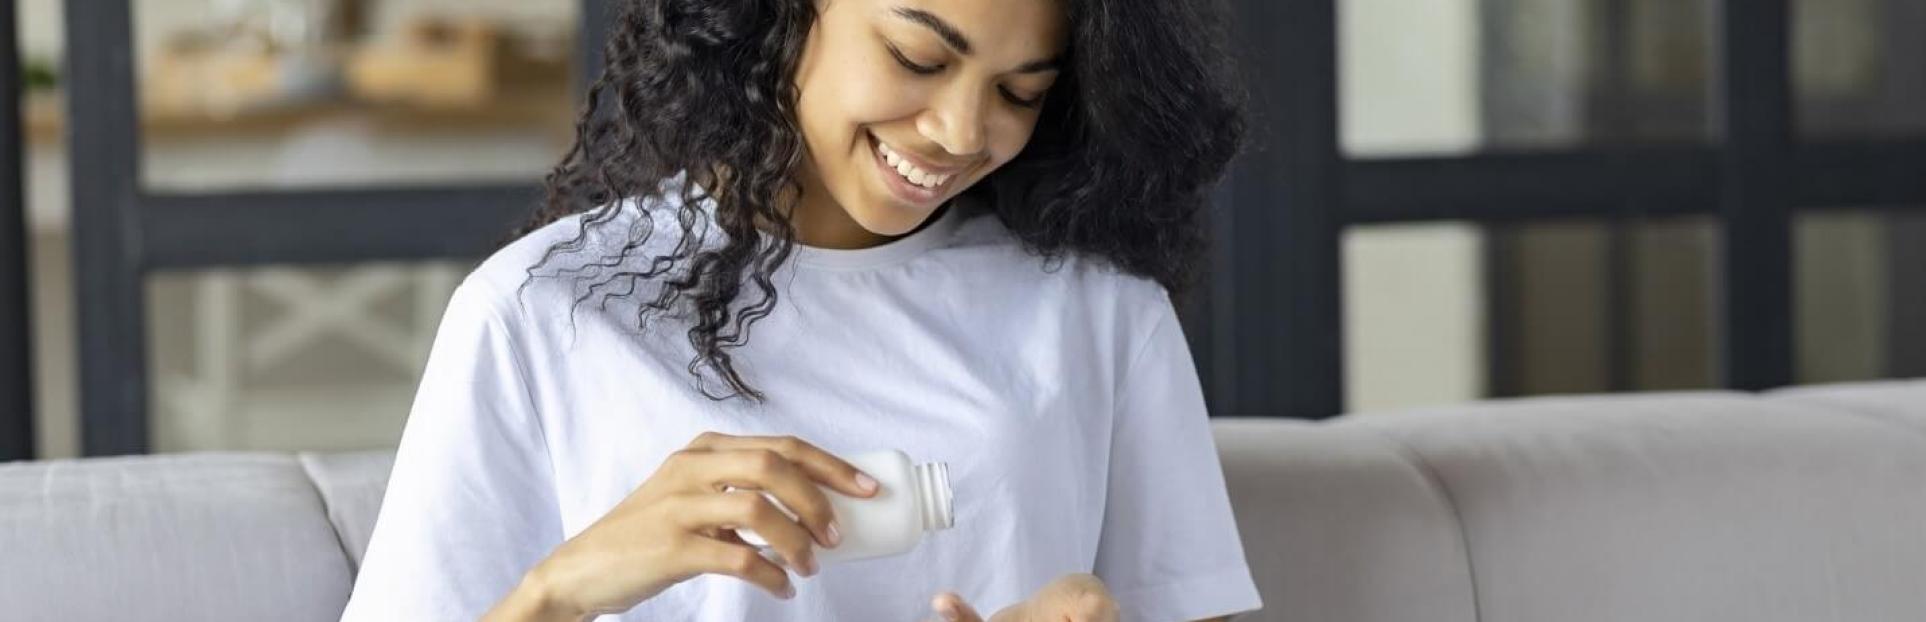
[890,6,1063,74]
[1013,58,1060,75]
[891,7,973,55]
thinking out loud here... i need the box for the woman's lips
[869,132,956,206]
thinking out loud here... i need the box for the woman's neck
[787,191,900,250]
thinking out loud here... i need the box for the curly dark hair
[517,0,1246,402]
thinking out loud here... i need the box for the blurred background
[1,0,1922,460]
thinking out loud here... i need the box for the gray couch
[4,379,1924,621]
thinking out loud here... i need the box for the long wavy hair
[518,0,1246,402]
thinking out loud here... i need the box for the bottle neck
[913,462,954,532]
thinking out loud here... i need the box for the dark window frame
[1205,0,1922,418]
[1,0,30,461]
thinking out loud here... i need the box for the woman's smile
[869,130,965,207]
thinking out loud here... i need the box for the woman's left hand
[929,573,1119,622]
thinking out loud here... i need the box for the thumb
[930,592,986,622]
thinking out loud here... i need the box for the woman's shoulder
[469,173,707,299]
[459,196,689,320]
[943,206,1169,301]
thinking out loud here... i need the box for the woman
[341,0,1256,619]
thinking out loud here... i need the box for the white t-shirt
[340,187,1262,621]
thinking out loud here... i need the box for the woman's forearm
[483,569,586,622]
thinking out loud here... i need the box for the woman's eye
[886,44,942,75]
[1001,87,1044,109]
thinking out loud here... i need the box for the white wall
[1343,224,1487,413]
[1339,0,1482,156]
[1338,0,1489,413]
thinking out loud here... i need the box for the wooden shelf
[24,88,577,146]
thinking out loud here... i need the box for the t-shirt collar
[674,172,971,271]
[786,199,968,270]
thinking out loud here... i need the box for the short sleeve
[1094,298,1264,621]
[341,278,564,620]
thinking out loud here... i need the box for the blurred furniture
[2,379,1923,621]
[149,266,459,454]
[1220,378,1926,622]
[0,449,390,621]
[27,12,575,146]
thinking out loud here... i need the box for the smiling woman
[790,2,1066,243]
[516,0,1244,403]
[341,0,1257,620]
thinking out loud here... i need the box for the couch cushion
[1213,418,1478,622]
[1348,391,1926,622]
[0,452,355,622]
[298,450,397,571]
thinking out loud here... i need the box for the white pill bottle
[738,449,954,565]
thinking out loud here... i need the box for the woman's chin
[849,201,934,237]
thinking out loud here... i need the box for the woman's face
[791,0,1067,244]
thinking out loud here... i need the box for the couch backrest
[0,453,360,622]
[1217,380,1926,622]
[298,449,397,574]
[5,380,1924,621]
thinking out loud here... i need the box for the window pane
[147,261,472,452]
[129,0,580,192]
[1794,0,1926,138]
[1341,0,1714,158]
[1487,216,1721,396]
[1340,216,1728,413]
[1496,219,1614,394]
[1343,222,1489,413]
[1625,217,1719,390]
[1794,209,1925,383]
[1892,212,1926,377]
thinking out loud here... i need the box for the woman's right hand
[489,432,881,620]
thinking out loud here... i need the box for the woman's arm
[1089,294,1264,620]
[485,569,586,622]
[484,433,880,618]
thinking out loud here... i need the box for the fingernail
[781,583,797,599]
[855,472,879,493]
[826,520,843,547]
[935,599,960,621]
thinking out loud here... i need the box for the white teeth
[875,139,948,189]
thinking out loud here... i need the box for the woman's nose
[917,87,988,158]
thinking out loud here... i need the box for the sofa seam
[1356,425,1486,622]
[295,451,362,577]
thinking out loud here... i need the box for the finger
[688,432,880,498]
[1064,589,1120,622]
[678,491,820,577]
[680,536,797,600]
[931,592,985,622]
[1039,574,1119,622]
[696,448,843,549]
